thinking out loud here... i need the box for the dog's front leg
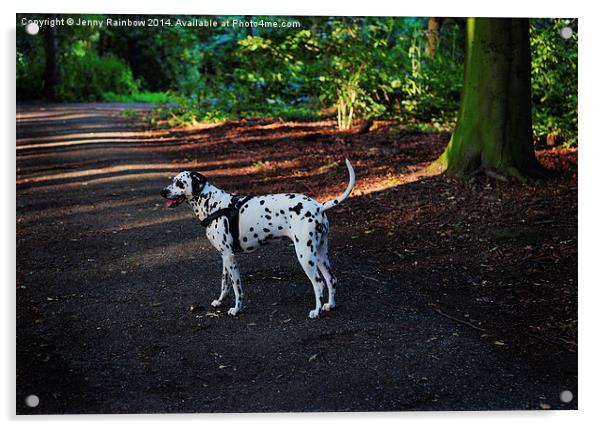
[223,254,243,316]
[211,265,230,308]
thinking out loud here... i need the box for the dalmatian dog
[160,159,355,319]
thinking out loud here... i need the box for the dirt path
[16,103,577,413]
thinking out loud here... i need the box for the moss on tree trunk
[431,18,543,179]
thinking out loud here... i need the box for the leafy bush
[102,91,173,103]
[55,52,139,101]
[531,19,578,146]
[17,47,45,100]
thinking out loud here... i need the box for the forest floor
[16,103,577,414]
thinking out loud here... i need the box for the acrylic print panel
[16,14,578,414]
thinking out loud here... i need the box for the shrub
[55,52,139,101]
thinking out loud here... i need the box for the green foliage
[103,91,173,103]
[16,14,577,145]
[531,19,578,146]
[16,33,45,99]
[392,19,464,126]
[119,108,138,120]
[314,19,391,129]
[56,51,139,101]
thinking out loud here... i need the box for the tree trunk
[43,14,59,100]
[245,15,254,37]
[424,17,441,58]
[431,18,542,179]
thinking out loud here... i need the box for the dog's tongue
[166,199,176,208]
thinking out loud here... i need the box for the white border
[4,1,599,428]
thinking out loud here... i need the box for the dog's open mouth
[165,195,185,208]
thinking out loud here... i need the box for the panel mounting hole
[560,27,573,40]
[25,22,39,36]
[25,394,39,408]
[559,390,573,404]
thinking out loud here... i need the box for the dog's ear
[190,171,207,198]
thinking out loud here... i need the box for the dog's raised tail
[322,159,356,211]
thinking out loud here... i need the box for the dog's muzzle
[160,189,185,208]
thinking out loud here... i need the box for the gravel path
[16,103,577,414]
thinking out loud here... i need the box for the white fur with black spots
[160,159,355,318]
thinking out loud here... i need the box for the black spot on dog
[265,208,271,213]
[223,219,229,234]
[254,234,258,238]
[249,227,254,232]
[263,228,270,233]
[247,246,254,251]
[278,226,283,230]
[190,172,207,197]
[294,235,299,243]
[265,215,272,220]
[260,200,265,205]
[306,240,312,247]
[308,260,315,266]
[309,231,313,236]
[243,237,248,242]
[175,179,185,189]
[304,211,312,218]
[289,202,303,215]
[280,209,285,214]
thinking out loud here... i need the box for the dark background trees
[16,15,577,147]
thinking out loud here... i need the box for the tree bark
[424,17,441,58]
[245,15,254,37]
[431,18,543,179]
[43,14,59,100]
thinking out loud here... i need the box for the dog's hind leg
[211,265,231,307]
[223,254,243,316]
[317,235,337,312]
[294,241,323,318]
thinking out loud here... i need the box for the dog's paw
[321,303,335,312]
[227,307,240,316]
[308,309,320,319]
[211,300,222,308]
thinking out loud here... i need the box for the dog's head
[160,171,207,208]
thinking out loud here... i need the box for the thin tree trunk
[431,18,543,179]
[245,15,254,37]
[425,17,441,58]
[43,14,59,100]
